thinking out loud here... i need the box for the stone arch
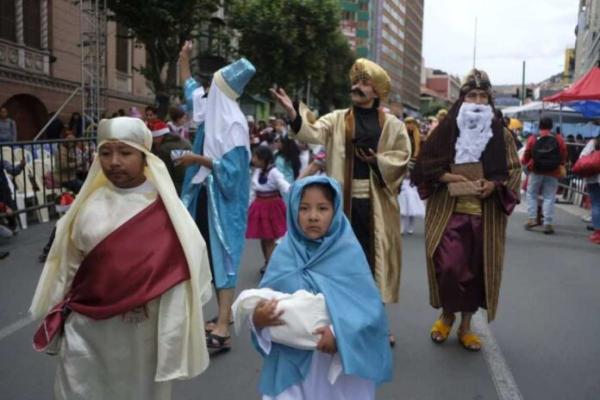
[1,94,48,141]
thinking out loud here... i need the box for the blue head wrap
[257,176,392,396]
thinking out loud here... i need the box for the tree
[228,0,353,110]
[107,0,220,117]
[313,31,354,114]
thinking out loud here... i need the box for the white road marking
[0,315,34,342]
[473,312,524,400]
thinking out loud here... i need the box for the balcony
[0,40,50,76]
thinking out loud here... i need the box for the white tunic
[54,180,175,400]
[250,167,291,202]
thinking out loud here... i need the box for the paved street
[0,204,598,400]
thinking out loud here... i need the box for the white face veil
[30,117,212,380]
[192,79,250,184]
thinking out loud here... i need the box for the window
[116,23,129,73]
[0,0,16,42]
[23,0,41,48]
[342,11,354,21]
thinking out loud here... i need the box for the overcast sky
[422,0,579,85]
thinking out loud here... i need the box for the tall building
[0,1,153,140]
[400,0,423,114]
[340,0,372,58]
[574,0,600,79]
[341,0,423,116]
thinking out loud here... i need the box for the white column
[41,0,49,74]
[15,0,24,45]
[15,0,24,69]
[41,0,49,49]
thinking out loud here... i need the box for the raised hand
[269,88,297,120]
[179,40,193,61]
[179,40,193,82]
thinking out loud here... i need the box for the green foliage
[107,0,220,114]
[228,0,355,110]
[422,100,449,118]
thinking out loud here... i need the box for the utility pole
[473,17,477,68]
[521,60,526,105]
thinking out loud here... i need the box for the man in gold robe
[271,59,411,307]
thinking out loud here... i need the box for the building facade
[340,0,372,58]
[0,0,153,140]
[339,0,423,116]
[400,0,423,114]
[574,0,600,79]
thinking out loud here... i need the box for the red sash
[33,198,190,352]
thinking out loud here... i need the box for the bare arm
[179,40,193,84]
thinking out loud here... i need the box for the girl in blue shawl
[251,176,392,399]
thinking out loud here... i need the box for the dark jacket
[155,134,192,195]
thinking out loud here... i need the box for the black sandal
[205,316,234,333]
[206,331,231,351]
[389,333,396,348]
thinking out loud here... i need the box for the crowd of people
[16,37,600,400]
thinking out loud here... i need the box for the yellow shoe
[458,331,482,352]
[430,317,455,344]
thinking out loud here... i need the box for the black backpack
[532,135,561,173]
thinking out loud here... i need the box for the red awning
[544,66,600,102]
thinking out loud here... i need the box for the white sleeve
[192,86,207,124]
[249,169,258,203]
[271,168,291,195]
[249,316,273,355]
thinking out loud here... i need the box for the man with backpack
[521,116,567,234]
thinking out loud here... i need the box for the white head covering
[30,117,212,380]
[192,81,250,184]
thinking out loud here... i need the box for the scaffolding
[79,0,107,131]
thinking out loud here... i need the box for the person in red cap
[151,120,192,195]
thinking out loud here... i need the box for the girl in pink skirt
[246,146,291,273]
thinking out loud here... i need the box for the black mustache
[350,88,366,97]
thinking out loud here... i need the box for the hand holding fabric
[253,299,285,329]
[478,179,496,199]
[176,153,212,169]
[314,326,337,354]
[439,172,469,184]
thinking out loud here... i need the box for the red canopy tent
[544,66,600,102]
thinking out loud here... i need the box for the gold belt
[454,195,482,215]
[351,179,370,199]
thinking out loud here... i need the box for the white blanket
[232,288,331,350]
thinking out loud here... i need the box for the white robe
[54,181,178,400]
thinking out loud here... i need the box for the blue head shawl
[257,176,392,396]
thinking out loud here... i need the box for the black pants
[196,187,215,280]
[350,198,374,273]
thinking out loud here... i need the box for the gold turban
[349,58,391,101]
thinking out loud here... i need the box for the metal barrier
[559,142,589,206]
[0,138,97,228]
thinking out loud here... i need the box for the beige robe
[291,103,411,303]
[423,130,521,322]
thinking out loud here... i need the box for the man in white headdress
[178,41,256,350]
[30,117,212,399]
